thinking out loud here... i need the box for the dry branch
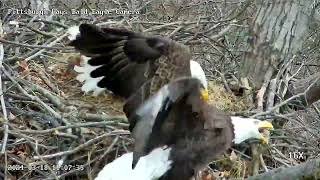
[33,132,120,160]
[0,38,70,50]
[0,19,9,154]
[247,158,320,180]
[251,75,320,118]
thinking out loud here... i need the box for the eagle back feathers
[160,103,234,180]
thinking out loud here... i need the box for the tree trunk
[240,0,320,108]
[241,0,311,89]
[240,0,320,176]
[29,0,52,20]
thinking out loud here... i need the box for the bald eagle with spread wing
[94,77,273,180]
[68,24,208,122]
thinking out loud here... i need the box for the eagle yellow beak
[258,121,273,144]
[258,121,274,130]
[200,88,209,101]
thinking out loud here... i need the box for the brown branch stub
[286,72,320,108]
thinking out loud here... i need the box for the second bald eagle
[95,77,273,180]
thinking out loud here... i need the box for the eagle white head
[190,60,209,101]
[230,116,273,144]
[190,60,207,89]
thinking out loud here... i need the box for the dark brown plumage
[130,77,234,179]
[161,104,234,180]
[69,23,192,129]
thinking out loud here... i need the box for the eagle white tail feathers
[73,55,106,96]
[67,26,106,96]
[67,26,80,41]
[95,146,172,180]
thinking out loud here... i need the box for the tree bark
[247,158,320,180]
[241,0,311,89]
[240,0,320,176]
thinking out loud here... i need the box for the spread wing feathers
[69,23,173,98]
[130,77,205,168]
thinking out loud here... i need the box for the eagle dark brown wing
[130,77,234,178]
[70,24,165,98]
[70,24,192,125]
